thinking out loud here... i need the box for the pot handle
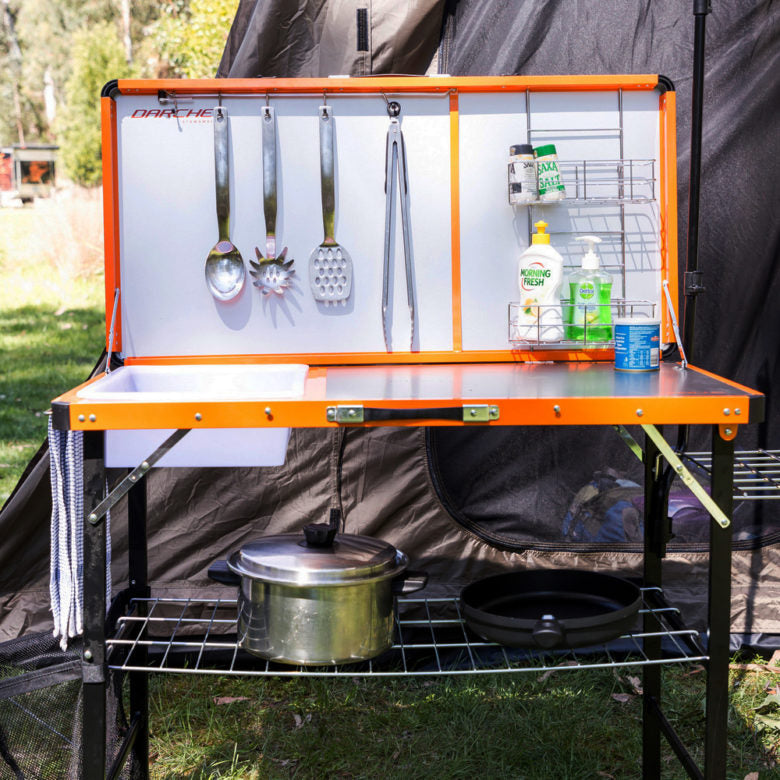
[208,560,241,587]
[392,570,428,595]
[532,614,565,649]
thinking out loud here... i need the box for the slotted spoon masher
[382,100,415,352]
[309,105,353,306]
[250,105,295,295]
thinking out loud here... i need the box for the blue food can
[614,318,661,371]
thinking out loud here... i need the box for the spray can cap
[576,235,602,270]
[532,221,551,245]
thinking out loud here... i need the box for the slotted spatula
[309,105,353,306]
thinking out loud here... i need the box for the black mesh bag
[0,632,141,779]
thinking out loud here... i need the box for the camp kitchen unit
[50,76,764,779]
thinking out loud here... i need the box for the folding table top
[52,362,763,431]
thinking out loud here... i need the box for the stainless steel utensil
[250,105,295,296]
[382,101,415,352]
[205,106,245,301]
[309,105,353,306]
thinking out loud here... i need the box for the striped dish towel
[48,418,111,650]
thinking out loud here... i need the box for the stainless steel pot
[223,525,427,665]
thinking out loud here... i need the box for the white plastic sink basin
[78,364,308,468]
[78,364,309,401]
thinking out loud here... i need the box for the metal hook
[322,90,328,106]
[265,93,270,107]
[218,93,223,107]
[386,100,401,118]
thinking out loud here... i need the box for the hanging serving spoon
[205,106,245,301]
[250,105,295,295]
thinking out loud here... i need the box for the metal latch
[327,405,364,423]
[684,270,706,296]
[463,405,500,423]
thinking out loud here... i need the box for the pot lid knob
[303,508,340,548]
[303,523,337,547]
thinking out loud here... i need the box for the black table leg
[642,428,664,779]
[128,479,150,779]
[704,426,734,778]
[82,432,107,780]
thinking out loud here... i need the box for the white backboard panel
[116,94,453,357]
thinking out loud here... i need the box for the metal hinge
[327,405,364,423]
[462,405,500,422]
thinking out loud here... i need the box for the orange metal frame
[101,75,678,366]
[53,363,760,431]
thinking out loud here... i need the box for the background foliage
[0,0,239,184]
[58,22,134,186]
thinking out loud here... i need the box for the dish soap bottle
[513,220,563,342]
[566,236,613,342]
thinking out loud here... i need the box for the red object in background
[0,152,11,191]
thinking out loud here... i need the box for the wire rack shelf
[106,590,706,678]
[684,449,780,500]
[509,159,656,206]
[507,299,656,348]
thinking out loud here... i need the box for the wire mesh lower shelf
[683,449,780,500]
[106,590,707,678]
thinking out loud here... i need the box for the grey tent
[0,0,778,648]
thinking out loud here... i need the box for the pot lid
[227,532,403,586]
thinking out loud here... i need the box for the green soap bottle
[565,236,613,342]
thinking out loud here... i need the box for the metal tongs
[382,100,415,352]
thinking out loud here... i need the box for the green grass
[147,664,780,779]
[0,203,104,505]
[2,202,779,778]
[0,305,104,503]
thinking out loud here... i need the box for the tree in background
[57,22,132,186]
[154,0,238,78]
[0,0,237,184]
[3,0,118,144]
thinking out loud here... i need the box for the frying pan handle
[532,615,565,649]
[208,560,241,587]
[392,570,428,595]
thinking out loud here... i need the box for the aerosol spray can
[508,144,538,205]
